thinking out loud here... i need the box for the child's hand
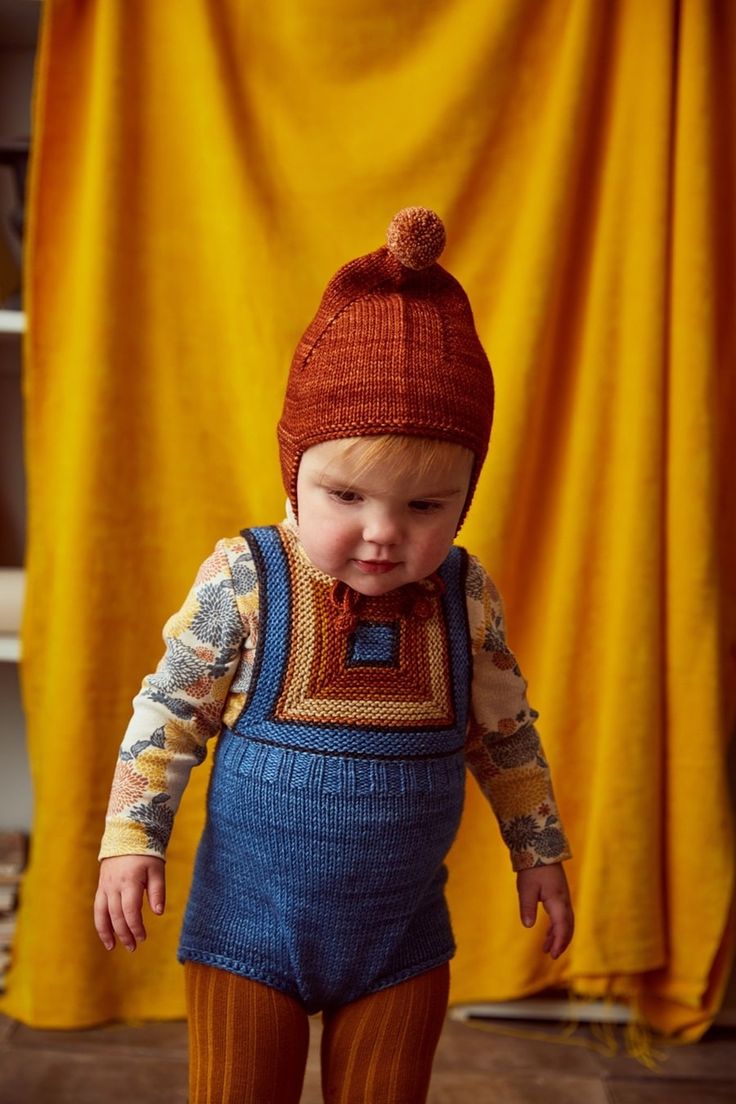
[94,855,166,952]
[516,862,574,959]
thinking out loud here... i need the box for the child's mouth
[353,560,399,574]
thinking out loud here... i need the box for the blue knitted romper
[178,525,471,1013]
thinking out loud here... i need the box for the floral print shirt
[99,527,571,872]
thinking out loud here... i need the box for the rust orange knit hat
[277,207,494,522]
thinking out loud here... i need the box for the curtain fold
[2,0,733,1035]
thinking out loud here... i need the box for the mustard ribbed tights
[184,960,450,1103]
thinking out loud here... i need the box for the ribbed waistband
[216,726,466,798]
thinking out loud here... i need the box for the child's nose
[362,507,401,546]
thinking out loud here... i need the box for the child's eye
[410,500,442,513]
[328,489,361,504]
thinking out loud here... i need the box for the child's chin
[346,571,404,597]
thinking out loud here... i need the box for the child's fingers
[109,893,140,950]
[103,889,138,951]
[104,884,144,951]
[146,863,166,916]
[546,923,566,959]
[120,881,148,947]
[517,881,540,929]
[93,887,116,951]
[542,896,574,959]
[542,916,569,956]
[94,859,166,951]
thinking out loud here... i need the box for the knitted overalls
[178,524,472,1014]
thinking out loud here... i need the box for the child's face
[295,438,474,596]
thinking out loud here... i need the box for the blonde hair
[329,435,474,484]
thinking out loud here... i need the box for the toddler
[95,207,573,1103]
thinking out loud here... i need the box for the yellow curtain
[3,0,734,1035]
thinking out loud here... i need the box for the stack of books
[0,830,27,992]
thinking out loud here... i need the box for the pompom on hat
[277,206,494,526]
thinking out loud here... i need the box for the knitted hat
[277,206,494,524]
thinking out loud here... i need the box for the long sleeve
[464,555,572,871]
[98,536,259,860]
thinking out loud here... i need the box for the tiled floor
[1,1010,735,1102]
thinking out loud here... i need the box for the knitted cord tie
[330,580,362,633]
[329,574,445,633]
[408,573,446,620]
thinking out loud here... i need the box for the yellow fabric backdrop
[3,0,734,1036]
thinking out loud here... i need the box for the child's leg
[184,961,310,1104]
[320,962,450,1103]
